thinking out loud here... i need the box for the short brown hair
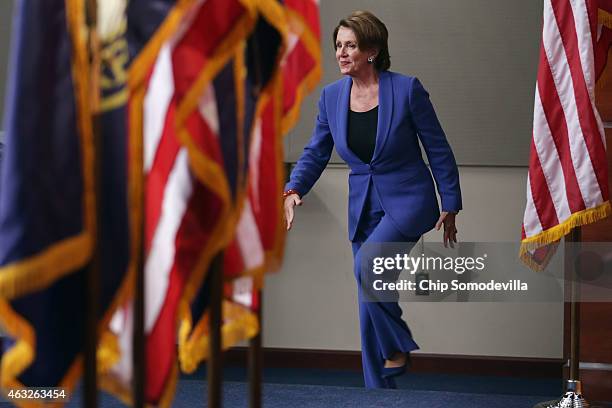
[333,11,390,71]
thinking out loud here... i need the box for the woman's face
[335,27,373,77]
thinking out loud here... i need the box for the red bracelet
[283,189,300,198]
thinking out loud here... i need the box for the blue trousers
[351,182,420,389]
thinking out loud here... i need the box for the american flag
[520,0,612,269]
[101,0,321,404]
[102,0,262,404]
[178,0,322,373]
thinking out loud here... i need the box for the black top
[347,106,378,164]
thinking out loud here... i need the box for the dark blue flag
[0,0,130,395]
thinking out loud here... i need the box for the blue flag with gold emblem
[0,0,130,398]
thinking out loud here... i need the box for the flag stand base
[532,380,600,408]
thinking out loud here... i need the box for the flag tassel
[520,201,611,252]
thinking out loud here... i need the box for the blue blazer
[285,71,462,241]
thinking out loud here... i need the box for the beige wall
[262,166,564,359]
[286,0,542,166]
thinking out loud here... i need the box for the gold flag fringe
[519,201,611,270]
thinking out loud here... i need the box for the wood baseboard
[225,347,563,379]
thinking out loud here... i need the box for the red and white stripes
[522,0,610,255]
[103,0,322,403]
[107,0,253,403]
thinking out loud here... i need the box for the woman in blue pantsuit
[284,11,462,389]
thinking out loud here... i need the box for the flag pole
[533,227,590,408]
[133,134,146,407]
[246,20,264,408]
[248,289,263,408]
[568,228,581,383]
[208,252,224,407]
[84,0,100,406]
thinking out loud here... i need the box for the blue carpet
[187,366,564,397]
[3,367,609,407]
[57,381,557,408]
[173,381,560,408]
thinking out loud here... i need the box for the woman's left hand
[435,211,458,248]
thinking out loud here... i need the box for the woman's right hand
[284,193,303,230]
